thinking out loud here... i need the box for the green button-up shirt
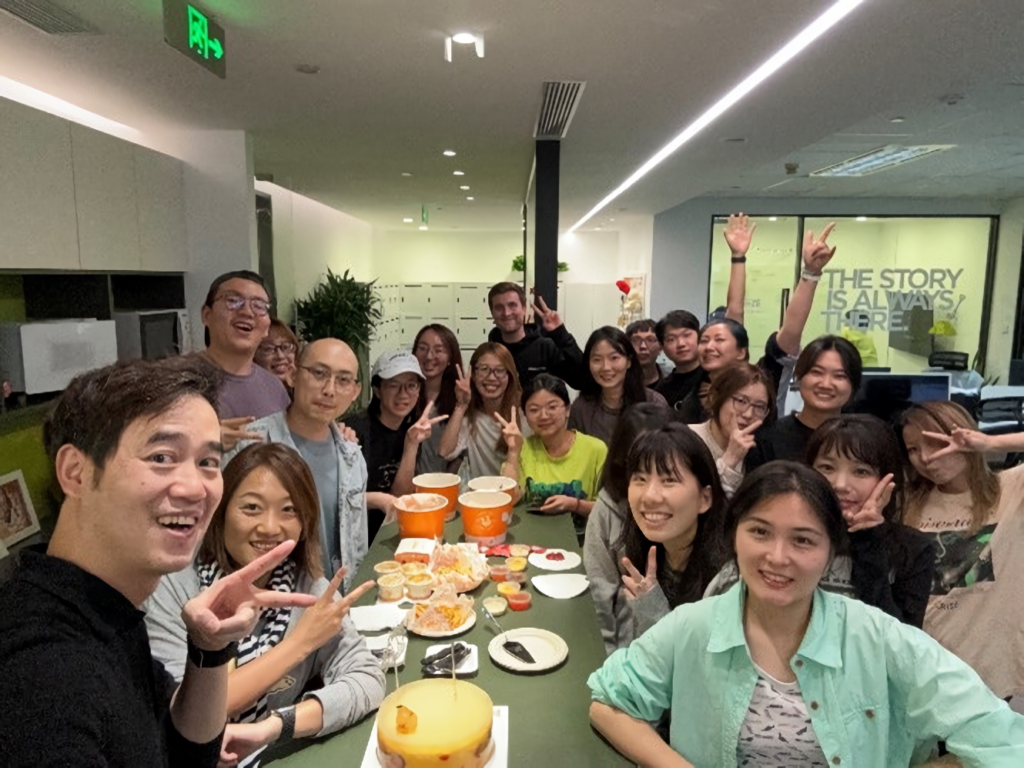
[588,583,1024,767]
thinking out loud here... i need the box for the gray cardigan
[144,566,385,738]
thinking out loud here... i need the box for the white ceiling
[1,0,1022,232]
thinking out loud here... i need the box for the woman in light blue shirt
[589,461,1024,767]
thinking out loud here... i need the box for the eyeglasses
[631,336,658,348]
[300,365,357,389]
[415,344,449,359]
[215,293,270,316]
[474,365,508,380]
[524,402,566,419]
[730,394,769,419]
[382,380,422,395]
[257,342,296,356]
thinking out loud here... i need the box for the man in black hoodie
[487,281,585,390]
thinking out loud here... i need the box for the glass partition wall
[708,216,996,374]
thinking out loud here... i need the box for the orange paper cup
[394,493,448,540]
[413,472,462,521]
[459,490,513,546]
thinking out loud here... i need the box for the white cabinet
[401,283,454,324]
[135,147,187,271]
[71,125,141,271]
[0,98,80,269]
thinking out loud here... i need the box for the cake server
[481,605,535,665]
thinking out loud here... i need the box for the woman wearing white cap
[348,351,449,543]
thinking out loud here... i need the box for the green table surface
[266,508,630,766]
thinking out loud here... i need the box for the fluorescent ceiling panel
[809,144,955,176]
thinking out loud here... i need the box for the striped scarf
[197,558,297,767]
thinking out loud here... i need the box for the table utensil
[487,628,568,674]
[481,604,536,664]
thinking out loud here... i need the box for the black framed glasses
[730,394,769,419]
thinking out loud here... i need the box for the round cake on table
[377,679,494,768]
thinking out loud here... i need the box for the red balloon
[615,280,631,295]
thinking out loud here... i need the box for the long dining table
[265,507,631,766]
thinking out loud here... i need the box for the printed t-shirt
[914,462,1024,699]
[519,431,607,536]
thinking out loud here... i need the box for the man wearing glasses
[224,338,373,593]
[200,271,290,430]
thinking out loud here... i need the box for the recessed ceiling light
[460,185,470,190]
[419,225,428,231]
[769,216,778,221]
[568,0,867,233]
[890,117,905,123]
[856,216,868,222]
[466,196,474,201]
[811,145,954,177]
[443,150,457,156]
[295,64,320,75]
[403,218,413,223]
[452,32,476,44]
[402,172,412,177]
[453,171,465,176]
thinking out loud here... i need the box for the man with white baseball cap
[347,351,448,543]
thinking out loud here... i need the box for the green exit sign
[163,0,226,79]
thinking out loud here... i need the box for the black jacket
[849,521,936,629]
[488,323,585,391]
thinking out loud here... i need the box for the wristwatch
[271,705,297,741]
[186,637,237,668]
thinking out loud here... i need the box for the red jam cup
[413,473,462,521]
[394,493,448,540]
[507,592,532,611]
[459,491,513,546]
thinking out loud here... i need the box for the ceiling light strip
[569,0,866,232]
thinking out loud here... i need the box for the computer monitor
[848,372,951,423]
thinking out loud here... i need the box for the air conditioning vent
[0,0,97,34]
[534,81,586,140]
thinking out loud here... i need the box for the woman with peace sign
[689,363,776,498]
[438,342,526,480]
[146,444,384,767]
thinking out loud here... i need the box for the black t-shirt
[0,549,222,767]
[656,368,705,413]
[348,406,414,543]
[746,413,816,470]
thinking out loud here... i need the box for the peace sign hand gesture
[621,546,658,601]
[723,419,762,470]
[845,473,893,533]
[920,427,992,463]
[405,399,449,447]
[292,568,376,656]
[494,406,524,455]
[454,364,472,408]
[181,540,317,652]
[533,295,563,333]
[723,213,756,257]
[802,222,837,275]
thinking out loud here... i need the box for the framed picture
[0,470,40,548]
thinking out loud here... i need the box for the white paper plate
[405,609,477,638]
[527,549,582,571]
[351,603,408,632]
[421,642,479,676]
[360,706,509,768]
[364,634,408,669]
[488,628,569,673]
[531,573,590,599]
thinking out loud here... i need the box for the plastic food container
[413,472,462,521]
[507,592,532,611]
[509,544,531,558]
[505,556,527,572]
[394,493,448,539]
[482,596,508,616]
[401,561,428,577]
[508,570,528,585]
[378,573,406,602]
[374,560,402,576]
[489,565,509,583]
[496,582,521,597]
[405,573,435,601]
[459,491,513,546]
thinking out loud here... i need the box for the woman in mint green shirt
[589,462,1024,767]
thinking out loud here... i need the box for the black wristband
[272,706,297,741]
[731,256,747,264]
[186,637,237,668]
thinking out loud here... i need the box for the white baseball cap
[372,350,424,381]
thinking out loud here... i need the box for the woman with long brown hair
[899,400,1024,709]
[439,342,525,480]
[146,443,384,767]
[412,324,463,473]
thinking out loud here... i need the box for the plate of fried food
[429,543,489,592]
[405,584,477,638]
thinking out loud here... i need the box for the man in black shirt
[0,359,315,766]
[654,310,704,411]
[626,318,668,389]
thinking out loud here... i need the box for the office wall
[987,198,1024,381]
[372,230,524,285]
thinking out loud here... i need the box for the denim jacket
[589,583,1024,767]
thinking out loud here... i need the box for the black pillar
[534,139,560,310]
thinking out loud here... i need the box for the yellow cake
[377,679,494,768]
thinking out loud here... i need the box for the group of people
[2,214,1024,766]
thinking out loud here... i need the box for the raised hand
[405,399,449,447]
[723,213,756,256]
[220,416,265,452]
[533,295,563,333]
[454,364,472,408]
[621,546,659,601]
[723,419,762,469]
[845,473,893,532]
[921,427,992,462]
[494,406,524,455]
[292,568,376,655]
[802,222,837,274]
[181,540,317,652]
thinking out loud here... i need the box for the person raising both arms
[146,444,384,768]
[411,324,464,474]
[626,319,669,389]
[569,326,668,446]
[900,402,1024,711]
[487,281,586,390]
[589,462,1024,768]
